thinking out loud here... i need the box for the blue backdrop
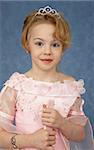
[0,1,94,136]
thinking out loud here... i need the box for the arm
[0,86,56,149]
[0,128,33,149]
[42,98,86,142]
[0,127,56,149]
[59,97,85,141]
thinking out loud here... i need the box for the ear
[25,42,31,54]
[25,50,29,54]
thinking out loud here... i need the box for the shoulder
[4,72,25,88]
[59,72,86,94]
[9,72,25,82]
[58,72,75,83]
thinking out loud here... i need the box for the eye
[35,41,44,47]
[52,42,61,48]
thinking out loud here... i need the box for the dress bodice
[0,72,90,150]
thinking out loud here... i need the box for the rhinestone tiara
[36,6,60,18]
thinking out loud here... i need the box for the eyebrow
[33,38,44,41]
[33,38,60,43]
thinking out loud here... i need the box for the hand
[41,107,63,129]
[32,128,56,150]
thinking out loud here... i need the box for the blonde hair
[21,9,71,53]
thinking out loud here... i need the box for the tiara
[36,6,60,18]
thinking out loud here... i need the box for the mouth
[40,58,53,64]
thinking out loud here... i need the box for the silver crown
[36,6,60,18]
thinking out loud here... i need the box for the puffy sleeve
[67,79,87,126]
[67,80,94,149]
[0,72,22,133]
[0,86,16,120]
[67,97,87,126]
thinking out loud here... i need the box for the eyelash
[35,41,61,48]
[35,42,44,47]
[51,43,60,47]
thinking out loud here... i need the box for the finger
[44,128,56,136]
[42,112,51,118]
[49,135,56,141]
[49,140,56,145]
[43,104,48,108]
[42,117,55,125]
[43,126,47,130]
[42,121,52,127]
[42,117,50,122]
[49,130,56,136]
[43,108,52,113]
[47,145,55,150]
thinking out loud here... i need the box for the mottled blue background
[0,1,94,136]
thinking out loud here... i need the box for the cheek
[55,53,63,64]
[30,51,39,59]
[57,55,62,62]
[27,38,34,51]
[54,51,62,59]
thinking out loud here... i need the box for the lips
[40,58,53,64]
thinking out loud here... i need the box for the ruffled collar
[5,72,86,97]
[16,73,86,97]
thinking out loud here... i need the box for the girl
[0,6,93,150]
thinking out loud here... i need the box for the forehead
[29,23,55,38]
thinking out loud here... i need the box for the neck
[29,68,59,82]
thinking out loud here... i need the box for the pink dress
[0,72,93,150]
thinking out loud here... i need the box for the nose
[43,45,51,55]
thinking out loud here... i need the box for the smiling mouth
[40,59,53,64]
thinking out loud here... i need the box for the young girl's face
[28,23,63,72]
